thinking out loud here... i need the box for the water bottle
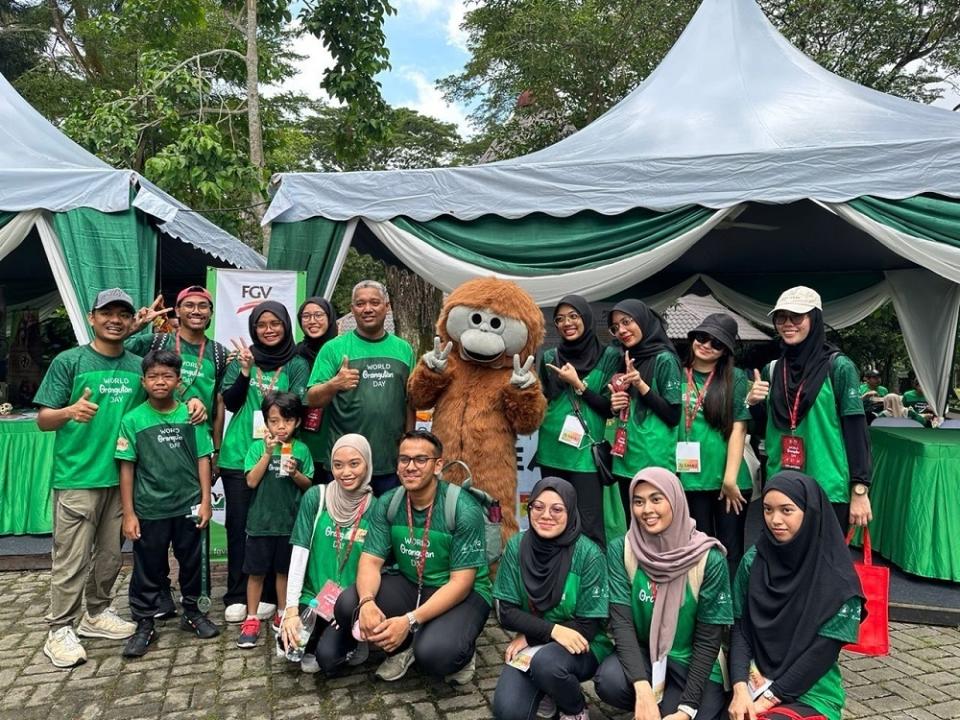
[285,598,319,662]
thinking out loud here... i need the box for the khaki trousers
[46,487,124,628]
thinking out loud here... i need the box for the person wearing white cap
[745,287,872,531]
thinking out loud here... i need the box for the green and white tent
[264,0,960,414]
[0,72,265,343]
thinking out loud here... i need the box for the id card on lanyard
[251,366,283,439]
[676,368,713,473]
[781,363,806,470]
[316,497,368,620]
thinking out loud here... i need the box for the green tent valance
[848,195,960,248]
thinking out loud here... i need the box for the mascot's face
[446,305,529,365]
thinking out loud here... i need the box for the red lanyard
[782,363,804,431]
[334,496,368,576]
[406,494,435,607]
[174,332,206,398]
[683,367,715,434]
[255,366,283,395]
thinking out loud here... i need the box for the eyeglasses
[397,455,439,468]
[529,502,567,516]
[255,321,283,331]
[553,312,581,326]
[300,312,328,322]
[772,311,807,326]
[691,332,722,349]
[608,316,636,335]
[180,302,211,312]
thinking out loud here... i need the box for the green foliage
[0,0,47,81]
[834,305,910,390]
[330,248,387,316]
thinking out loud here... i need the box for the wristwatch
[677,703,698,719]
[405,611,420,634]
[852,483,869,497]
[762,689,781,705]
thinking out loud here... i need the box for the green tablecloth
[869,427,960,582]
[0,417,54,534]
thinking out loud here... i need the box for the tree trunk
[385,266,443,357]
[244,0,269,253]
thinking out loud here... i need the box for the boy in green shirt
[237,391,314,648]
[34,288,144,668]
[117,350,219,657]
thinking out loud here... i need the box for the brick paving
[1,568,958,720]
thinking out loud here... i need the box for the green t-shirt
[243,438,314,536]
[289,485,376,603]
[733,546,862,720]
[363,481,493,605]
[857,383,888,399]
[608,538,732,684]
[902,389,930,415]
[536,346,621,473]
[308,331,416,475]
[125,332,227,416]
[494,532,612,660]
[763,355,863,503]
[115,401,214,520]
[678,367,752,491]
[34,345,146,490]
[612,351,682,479]
[219,356,311,470]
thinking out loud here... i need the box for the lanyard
[406,494,435,608]
[334,496,368,577]
[174,333,206,398]
[255,366,283,395]
[683,367,715,434]
[782,363,804,432]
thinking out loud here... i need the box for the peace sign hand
[132,294,173,332]
[423,336,454,373]
[230,337,254,375]
[510,354,537,389]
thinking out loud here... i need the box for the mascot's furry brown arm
[408,278,546,541]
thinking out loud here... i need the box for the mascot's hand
[423,336,454,373]
[510,354,536,390]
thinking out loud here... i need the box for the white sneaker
[224,603,247,623]
[300,653,321,674]
[559,707,590,720]
[346,641,369,666]
[375,647,415,682]
[537,696,557,719]
[77,608,136,640]
[445,651,476,685]
[44,626,87,668]
[256,602,277,620]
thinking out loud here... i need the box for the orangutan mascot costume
[408,277,546,541]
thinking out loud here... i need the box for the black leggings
[538,465,605,547]
[221,469,275,607]
[129,516,202,620]
[493,642,598,719]
[594,654,728,720]
[301,604,357,675]
[685,489,752,571]
[334,573,490,677]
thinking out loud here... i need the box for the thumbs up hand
[746,368,770,406]
[331,355,360,392]
[69,387,99,423]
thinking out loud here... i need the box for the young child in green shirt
[117,350,219,658]
[237,391,314,649]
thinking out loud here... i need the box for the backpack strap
[624,540,638,584]
[212,340,229,386]
[386,486,406,524]
[687,551,710,599]
[443,482,461,532]
[306,484,326,548]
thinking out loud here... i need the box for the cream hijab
[326,434,373,525]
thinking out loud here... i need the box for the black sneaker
[122,619,157,658]
[180,613,221,639]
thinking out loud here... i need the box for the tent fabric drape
[391,205,719,275]
[0,210,41,263]
[364,206,739,305]
[52,206,157,314]
[848,195,960,249]
[269,217,355,297]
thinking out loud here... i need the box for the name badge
[781,435,805,470]
[652,657,667,703]
[251,410,266,439]
[316,579,342,621]
[675,441,701,473]
[558,414,585,448]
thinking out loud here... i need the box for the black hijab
[249,301,297,372]
[296,296,338,366]
[746,472,863,679]
[520,477,582,613]
[611,299,678,380]
[769,308,839,430]
[544,295,604,400]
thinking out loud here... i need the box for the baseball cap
[176,285,213,306]
[768,286,822,316]
[92,288,135,313]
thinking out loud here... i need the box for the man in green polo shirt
[334,430,491,686]
[34,288,146,668]
[306,280,416,496]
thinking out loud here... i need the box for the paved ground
[1,568,959,720]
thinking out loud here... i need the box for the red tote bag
[845,527,890,656]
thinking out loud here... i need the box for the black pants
[301,604,358,675]
[685,489,752,570]
[334,573,490,677]
[617,475,633,523]
[594,654,727,720]
[493,642,598,719]
[831,502,849,534]
[538,465,605,547]
[129,516,202,620]
[221,469,276,607]
[371,472,400,498]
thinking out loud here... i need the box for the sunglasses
[691,332,725,349]
[772,311,808,326]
